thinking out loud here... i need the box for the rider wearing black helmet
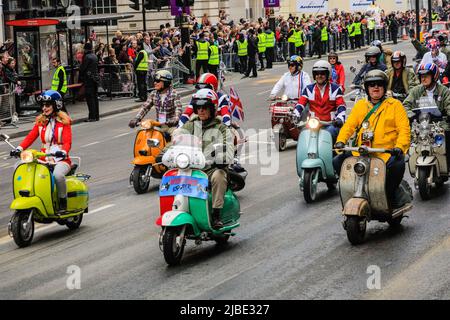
[352,46,387,86]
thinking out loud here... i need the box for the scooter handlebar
[334,146,393,154]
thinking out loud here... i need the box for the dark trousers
[266,47,274,68]
[368,29,375,44]
[299,45,306,58]
[289,43,296,57]
[258,52,265,70]
[239,55,248,74]
[333,153,405,204]
[208,64,218,79]
[136,70,148,101]
[391,30,398,44]
[85,82,99,120]
[349,36,355,50]
[245,55,257,77]
[312,42,322,58]
[355,35,362,48]
[196,59,209,79]
[322,41,328,55]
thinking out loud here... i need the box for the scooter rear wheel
[66,214,83,230]
[132,166,150,194]
[162,227,186,266]
[11,210,34,248]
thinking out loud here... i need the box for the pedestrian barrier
[98,63,136,98]
[0,84,17,127]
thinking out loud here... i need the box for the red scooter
[269,95,300,151]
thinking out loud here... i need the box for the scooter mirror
[0,133,10,141]
[147,139,160,148]
[350,66,356,73]
[357,59,364,64]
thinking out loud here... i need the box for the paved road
[0,41,449,299]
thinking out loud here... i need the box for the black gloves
[54,151,67,159]
[10,148,21,157]
[128,119,139,128]
[334,142,345,149]
[391,147,403,158]
[333,119,344,128]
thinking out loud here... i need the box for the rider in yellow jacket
[333,70,411,207]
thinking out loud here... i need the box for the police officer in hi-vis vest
[51,57,68,112]
[194,32,210,79]
[207,39,220,79]
[134,41,149,102]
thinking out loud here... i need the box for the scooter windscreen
[162,134,206,169]
[411,100,443,122]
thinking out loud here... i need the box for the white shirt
[270,71,312,100]
[420,51,448,73]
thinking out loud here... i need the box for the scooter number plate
[159,175,209,200]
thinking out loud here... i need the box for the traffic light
[176,0,194,6]
[129,0,140,11]
[144,0,170,10]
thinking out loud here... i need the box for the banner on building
[349,0,374,12]
[170,0,191,16]
[296,0,328,13]
[264,0,280,7]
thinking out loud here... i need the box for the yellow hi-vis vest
[368,19,375,30]
[208,45,219,65]
[288,28,296,43]
[321,27,328,41]
[258,33,266,53]
[51,65,67,94]
[136,50,148,71]
[237,39,248,56]
[196,41,209,60]
[296,30,304,47]
[265,32,275,48]
[354,22,362,35]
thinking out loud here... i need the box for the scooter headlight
[176,153,190,169]
[281,94,288,101]
[20,150,34,163]
[308,118,320,130]
[354,162,367,176]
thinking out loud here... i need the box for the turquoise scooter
[296,113,338,203]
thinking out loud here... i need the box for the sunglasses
[367,82,384,88]
[154,79,163,83]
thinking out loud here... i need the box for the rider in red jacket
[10,90,72,212]
[294,60,347,143]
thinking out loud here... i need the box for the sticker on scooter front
[159,176,209,200]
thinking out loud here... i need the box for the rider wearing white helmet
[295,60,347,143]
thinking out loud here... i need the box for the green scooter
[1,133,89,248]
[155,134,241,266]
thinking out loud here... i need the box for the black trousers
[85,81,99,120]
[349,36,355,50]
[245,55,257,77]
[322,41,328,55]
[333,152,405,204]
[136,70,148,101]
[391,30,398,44]
[239,55,248,74]
[289,43,296,57]
[266,47,274,68]
[208,64,218,79]
[312,42,322,58]
[258,52,265,69]
[196,59,209,79]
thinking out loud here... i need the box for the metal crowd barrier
[0,84,16,127]
[98,63,136,98]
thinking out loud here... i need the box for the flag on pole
[229,86,244,122]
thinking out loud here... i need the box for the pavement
[0,39,405,140]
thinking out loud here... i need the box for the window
[92,0,118,25]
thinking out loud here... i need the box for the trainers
[58,197,67,213]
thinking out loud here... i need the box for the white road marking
[344,90,356,98]
[80,141,100,148]
[113,132,132,139]
[86,204,116,216]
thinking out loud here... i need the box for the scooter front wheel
[275,131,287,151]
[418,167,432,200]
[162,227,186,266]
[345,216,366,245]
[132,166,150,194]
[303,168,318,203]
[10,210,35,248]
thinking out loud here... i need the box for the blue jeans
[323,125,340,145]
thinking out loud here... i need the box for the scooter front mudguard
[10,197,48,218]
[342,198,371,219]
[416,156,438,167]
[159,211,201,236]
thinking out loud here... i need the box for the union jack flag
[229,86,244,122]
